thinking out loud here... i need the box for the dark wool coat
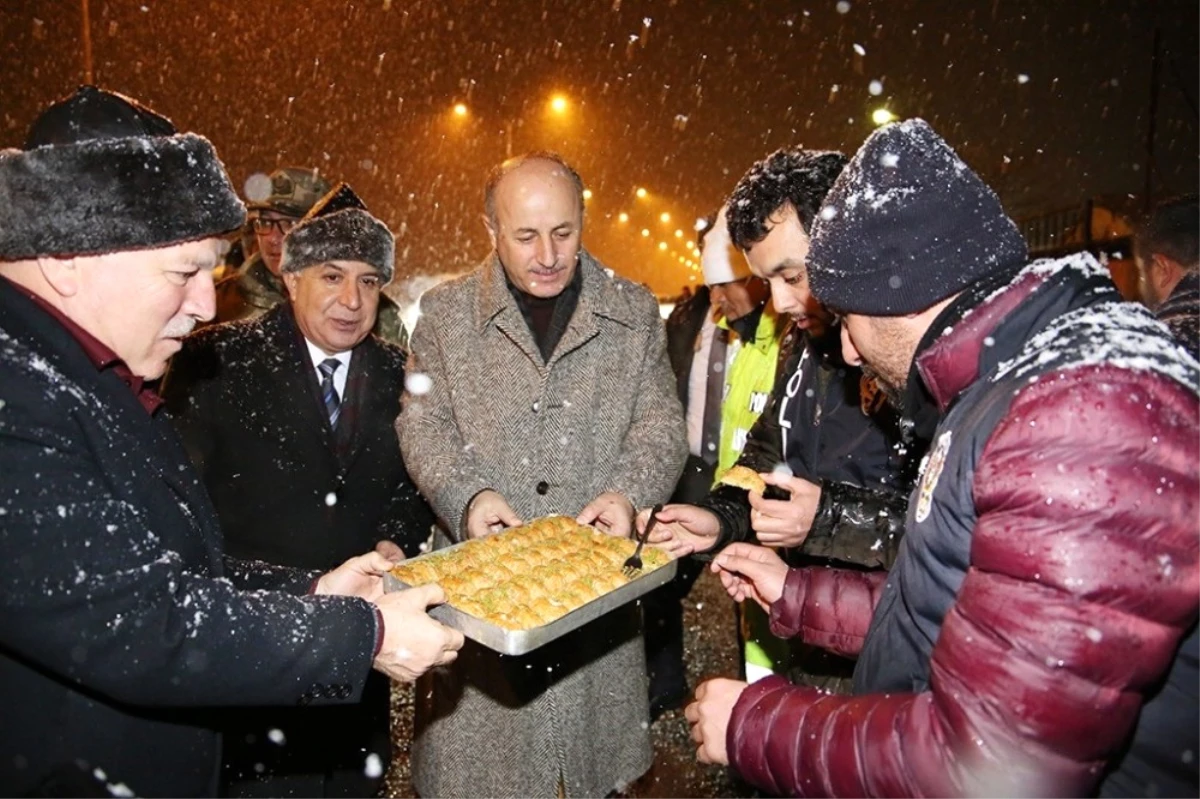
[163,303,433,567]
[161,303,433,791]
[726,254,1200,798]
[0,278,379,798]
[397,251,687,798]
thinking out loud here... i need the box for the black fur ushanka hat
[0,85,245,261]
[280,182,396,285]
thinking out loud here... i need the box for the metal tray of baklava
[383,538,678,657]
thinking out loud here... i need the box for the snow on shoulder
[992,252,1200,393]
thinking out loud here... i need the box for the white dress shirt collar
[304,339,352,401]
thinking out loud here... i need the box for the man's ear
[1150,253,1182,295]
[281,269,299,300]
[36,256,82,298]
[482,213,498,250]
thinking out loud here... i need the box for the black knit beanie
[807,118,1028,316]
[0,86,245,260]
[280,182,396,285]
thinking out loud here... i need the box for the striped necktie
[318,358,341,429]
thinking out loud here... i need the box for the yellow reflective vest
[715,301,784,481]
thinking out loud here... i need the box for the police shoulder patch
[915,430,952,524]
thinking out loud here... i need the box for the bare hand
[576,491,635,537]
[636,503,721,556]
[751,472,821,548]
[710,543,788,611]
[314,551,395,602]
[465,490,523,539]
[371,584,465,682]
[685,678,748,765]
[374,540,407,563]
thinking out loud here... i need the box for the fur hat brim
[0,133,245,260]
[280,208,395,284]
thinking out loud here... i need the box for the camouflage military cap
[246,167,332,217]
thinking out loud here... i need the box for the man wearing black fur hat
[214,166,410,346]
[687,119,1199,797]
[0,86,463,797]
[163,183,432,796]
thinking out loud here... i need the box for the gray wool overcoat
[396,250,687,798]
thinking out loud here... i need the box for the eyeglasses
[251,217,298,234]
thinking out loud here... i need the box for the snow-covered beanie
[701,205,751,286]
[280,182,395,285]
[0,85,244,261]
[807,118,1028,316]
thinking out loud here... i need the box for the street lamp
[635,187,648,199]
[582,189,593,201]
[618,212,629,223]
[452,103,468,117]
[872,108,896,126]
[549,94,569,114]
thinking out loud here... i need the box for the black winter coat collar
[0,277,225,573]
[162,304,433,567]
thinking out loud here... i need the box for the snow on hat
[280,182,396,284]
[807,118,1028,316]
[701,205,751,286]
[0,85,245,261]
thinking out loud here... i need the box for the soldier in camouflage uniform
[213,166,408,346]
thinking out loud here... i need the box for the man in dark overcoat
[164,183,434,796]
[0,86,462,798]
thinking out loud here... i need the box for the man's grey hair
[483,151,586,229]
[1135,194,1199,272]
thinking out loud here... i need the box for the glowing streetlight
[635,187,648,199]
[452,103,468,117]
[674,229,683,238]
[640,228,650,237]
[659,212,671,223]
[872,108,896,126]
[549,94,569,114]
[618,212,629,223]
[686,240,695,250]
[658,242,668,251]
[582,188,593,200]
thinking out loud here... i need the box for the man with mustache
[213,166,409,345]
[163,183,433,796]
[641,148,912,691]
[0,86,462,797]
[689,119,1198,798]
[397,151,687,797]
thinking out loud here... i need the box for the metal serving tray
[383,538,678,657]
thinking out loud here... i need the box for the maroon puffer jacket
[728,362,1198,797]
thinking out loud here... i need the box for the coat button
[536,481,549,495]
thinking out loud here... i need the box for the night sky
[2,0,1196,296]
